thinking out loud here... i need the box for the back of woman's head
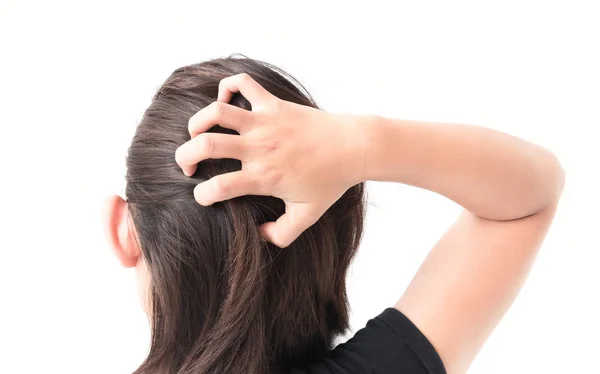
[125,56,365,373]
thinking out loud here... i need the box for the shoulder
[301,308,446,374]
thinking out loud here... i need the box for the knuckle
[199,134,215,154]
[262,95,282,113]
[275,235,292,248]
[254,162,271,178]
[213,177,231,196]
[249,163,281,193]
[269,97,283,111]
[211,101,225,119]
[239,73,252,82]
[263,167,283,190]
[260,138,280,153]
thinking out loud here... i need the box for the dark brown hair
[125,56,365,373]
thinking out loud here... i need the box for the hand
[175,73,366,247]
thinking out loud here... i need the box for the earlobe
[102,195,141,268]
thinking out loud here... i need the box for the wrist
[341,114,381,186]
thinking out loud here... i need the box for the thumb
[259,204,321,248]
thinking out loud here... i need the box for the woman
[102,57,565,373]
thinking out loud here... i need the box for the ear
[102,195,141,268]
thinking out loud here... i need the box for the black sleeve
[302,308,446,374]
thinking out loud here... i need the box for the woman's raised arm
[176,74,565,373]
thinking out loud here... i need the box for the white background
[1,1,598,373]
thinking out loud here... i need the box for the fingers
[217,73,274,105]
[188,101,255,137]
[176,133,248,177]
[194,170,261,206]
[259,205,321,248]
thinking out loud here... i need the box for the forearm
[358,116,565,220]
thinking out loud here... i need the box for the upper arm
[394,203,560,374]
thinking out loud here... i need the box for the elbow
[521,151,565,219]
[537,151,565,214]
[550,153,566,203]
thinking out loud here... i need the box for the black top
[293,308,446,374]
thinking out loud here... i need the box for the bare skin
[174,73,565,373]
